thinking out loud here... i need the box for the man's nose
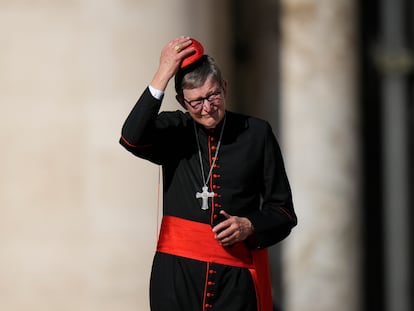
[202,99,212,111]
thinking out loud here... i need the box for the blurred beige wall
[0,1,229,310]
[0,1,363,311]
[280,0,361,310]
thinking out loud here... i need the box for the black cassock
[120,88,297,311]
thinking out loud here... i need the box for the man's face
[180,76,227,129]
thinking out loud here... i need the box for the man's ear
[222,80,228,97]
[176,94,187,110]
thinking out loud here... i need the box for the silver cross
[196,186,215,210]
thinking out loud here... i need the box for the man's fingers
[219,210,231,219]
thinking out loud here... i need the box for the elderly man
[120,36,297,311]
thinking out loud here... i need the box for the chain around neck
[193,115,226,188]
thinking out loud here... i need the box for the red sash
[157,216,273,311]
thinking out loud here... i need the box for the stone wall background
[0,1,362,311]
[0,1,230,310]
[280,1,361,310]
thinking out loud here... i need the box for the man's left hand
[212,211,254,247]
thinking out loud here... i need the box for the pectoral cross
[196,186,214,210]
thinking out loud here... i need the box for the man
[120,36,297,311]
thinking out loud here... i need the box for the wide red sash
[157,216,273,311]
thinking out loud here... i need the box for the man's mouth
[201,110,218,118]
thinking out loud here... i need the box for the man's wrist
[148,85,164,100]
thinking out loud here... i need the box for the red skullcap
[180,38,204,68]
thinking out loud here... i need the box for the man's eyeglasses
[183,90,223,110]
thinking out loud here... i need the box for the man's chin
[197,117,218,128]
[195,111,225,128]
[201,122,218,128]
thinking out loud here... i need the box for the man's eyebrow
[187,89,219,101]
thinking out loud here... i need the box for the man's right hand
[150,36,195,91]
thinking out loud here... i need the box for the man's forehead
[183,78,220,95]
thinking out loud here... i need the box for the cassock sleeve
[246,122,297,248]
[119,87,175,165]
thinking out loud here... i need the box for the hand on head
[150,36,195,91]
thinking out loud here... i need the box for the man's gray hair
[174,55,224,95]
